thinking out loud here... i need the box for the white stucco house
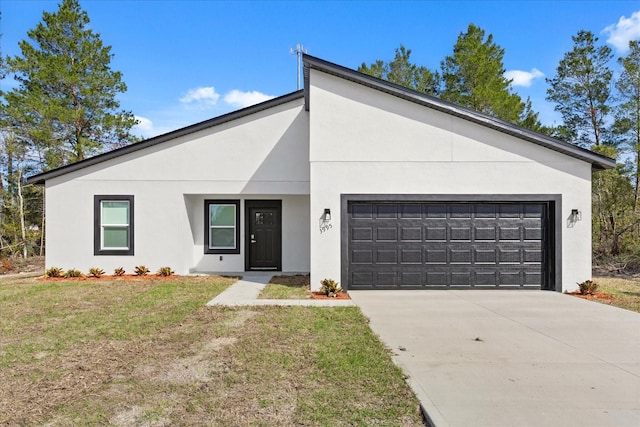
[27,55,615,292]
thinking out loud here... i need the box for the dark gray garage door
[347,202,548,290]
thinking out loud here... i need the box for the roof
[26,90,304,184]
[303,54,615,171]
[28,55,614,184]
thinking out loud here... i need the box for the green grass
[0,276,422,426]
[258,274,311,299]
[593,275,640,313]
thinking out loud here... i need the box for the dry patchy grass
[592,275,640,313]
[0,276,422,426]
[258,274,311,299]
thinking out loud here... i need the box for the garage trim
[340,194,562,291]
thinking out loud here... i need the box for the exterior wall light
[323,208,331,221]
[571,209,582,221]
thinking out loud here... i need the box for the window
[94,195,134,255]
[205,199,240,254]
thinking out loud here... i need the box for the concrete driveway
[349,290,640,427]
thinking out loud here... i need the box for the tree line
[1,1,639,270]
[0,0,138,258]
[359,25,640,268]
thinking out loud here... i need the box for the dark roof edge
[302,54,615,171]
[27,90,305,184]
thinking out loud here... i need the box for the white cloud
[603,10,640,53]
[504,68,545,87]
[179,86,220,107]
[134,115,153,132]
[223,90,274,108]
[132,115,177,139]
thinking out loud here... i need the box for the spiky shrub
[113,267,125,276]
[88,267,105,278]
[319,278,343,297]
[134,265,150,276]
[578,280,599,295]
[64,268,83,278]
[45,267,64,278]
[156,266,174,277]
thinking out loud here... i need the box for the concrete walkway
[349,290,640,427]
[206,273,355,307]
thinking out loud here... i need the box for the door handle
[251,234,256,243]
[251,240,256,243]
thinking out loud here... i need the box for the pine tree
[358,45,440,96]
[0,0,138,257]
[612,41,640,209]
[546,30,613,147]
[2,0,138,170]
[440,24,540,129]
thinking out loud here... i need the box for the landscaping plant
[134,265,150,276]
[113,267,125,276]
[63,269,83,278]
[88,267,105,278]
[156,266,174,277]
[45,267,64,278]
[319,278,342,297]
[578,279,599,295]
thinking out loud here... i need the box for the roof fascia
[302,54,615,171]
[27,90,305,184]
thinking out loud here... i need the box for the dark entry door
[246,200,282,271]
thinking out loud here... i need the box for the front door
[246,200,282,271]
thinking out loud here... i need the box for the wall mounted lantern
[571,209,582,221]
[323,208,331,221]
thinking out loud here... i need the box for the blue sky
[2,1,640,138]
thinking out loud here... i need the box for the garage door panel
[400,227,422,241]
[376,227,397,241]
[476,271,498,286]
[351,227,373,241]
[401,249,422,264]
[450,248,472,264]
[474,249,497,264]
[376,204,398,218]
[426,204,447,218]
[348,201,548,290]
[425,249,447,264]
[475,226,497,241]
[400,204,422,218]
[451,272,471,285]
[376,249,398,264]
[351,249,373,264]
[450,227,471,241]
[425,226,447,241]
[499,227,521,240]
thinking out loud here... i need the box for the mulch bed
[39,274,179,281]
[311,291,350,300]
[565,291,616,303]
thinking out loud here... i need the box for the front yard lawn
[259,274,311,299]
[0,275,422,426]
[591,275,640,313]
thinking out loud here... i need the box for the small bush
[45,267,64,278]
[156,266,174,277]
[134,265,150,276]
[88,267,105,278]
[114,267,125,276]
[319,278,342,297]
[0,258,14,273]
[578,280,599,295]
[64,268,83,278]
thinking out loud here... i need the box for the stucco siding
[44,98,310,275]
[308,70,593,292]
